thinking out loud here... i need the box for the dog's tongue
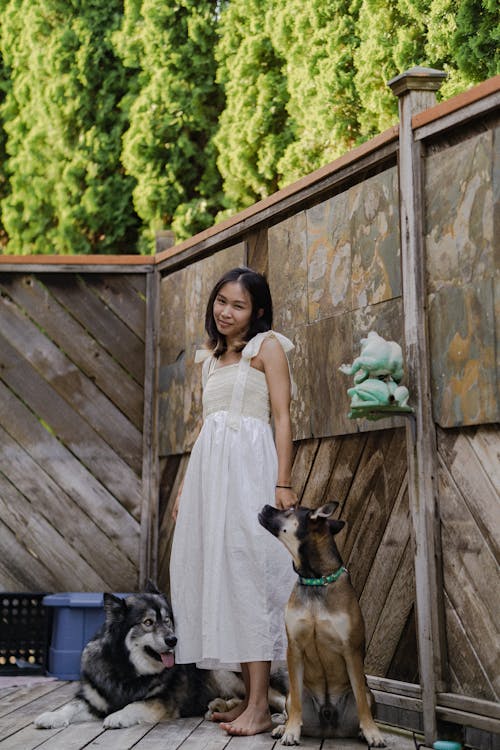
[160,652,175,669]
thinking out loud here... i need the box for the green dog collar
[298,566,347,586]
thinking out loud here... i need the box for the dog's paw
[360,723,386,747]
[103,709,136,729]
[277,723,301,745]
[204,697,241,720]
[34,711,68,729]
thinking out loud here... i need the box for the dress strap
[245,330,297,399]
[195,348,216,389]
[227,331,295,430]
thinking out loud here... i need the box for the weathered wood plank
[324,433,368,506]
[0,334,142,516]
[82,724,158,749]
[365,540,415,677]
[439,460,500,698]
[338,430,396,564]
[390,73,448,743]
[0,292,142,473]
[84,274,147,342]
[0,275,144,430]
[0,471,108,591]
[439,454,499,638]
[323,726,415,749]
[291,439,320,500]
[44,274,145,383]
[158,454,190,596]
[300,437,342,507]
[131,717,202,749]
[346,429,407,595]
[170,717,231,750]
[246,226,268,276]
[268,211,308,332]
[0,422,137,586]
[443,588,497,703]
[0,518,61,592]
[140,270,161,586]
[438,427,500,560]
[469,425,500,496]
[0,720,104,750]
[0,380,140,565]
[360,476,411,643]
[0,682,76,740]
[0,682,70,720]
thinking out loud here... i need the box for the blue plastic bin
[43,592,128,680]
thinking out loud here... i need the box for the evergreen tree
[214,0,291,211]
[0,34,9,248]
[454,0,500,81]
[269,0,362,185]
[0,0,138,255]
[353,0,428,138]
[115,0,223,249]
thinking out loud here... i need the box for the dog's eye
[143,618,154,627]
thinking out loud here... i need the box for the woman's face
[213,281,253,342]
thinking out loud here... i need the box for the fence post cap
[388,66,447,97]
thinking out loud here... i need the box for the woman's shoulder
[242,330,294,360]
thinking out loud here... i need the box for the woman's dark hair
[205,267,273,356]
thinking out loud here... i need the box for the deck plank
[132,716,202,748]
[0,682,420,750]
[0,682,72,719]
[0,682,75,740]
[0,721,103,749]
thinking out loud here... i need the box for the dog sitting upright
[258,502,386,747]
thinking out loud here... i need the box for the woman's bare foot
[220,704,273,736]
[211,700,246,723]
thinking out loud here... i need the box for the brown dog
[258,502,386,747]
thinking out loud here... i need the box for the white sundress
[169,331,296,670]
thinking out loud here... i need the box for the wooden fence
[0,69,498,747]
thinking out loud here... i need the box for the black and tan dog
[258,502,386,747]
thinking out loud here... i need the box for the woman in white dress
[170,267,297,736]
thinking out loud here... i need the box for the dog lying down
[35,582,286,730]
[259,502,386,747]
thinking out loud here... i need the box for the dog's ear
[310,501,339,520]
[144,579,161,595]
[327,518,345,535]
[103,593,127,623]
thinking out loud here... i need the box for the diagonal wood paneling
[437,424,500,702]
[0,272,148,592]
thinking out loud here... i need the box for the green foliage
[454,0,500,80]
[0,0,497,253]
[269,0,363,185]
[0,43,9,248]
[353,0,428,137]
[214,0,292,210]
[115,0,223,250]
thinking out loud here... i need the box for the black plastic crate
[0,593,52,675]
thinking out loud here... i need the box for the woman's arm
[258,337,297,510]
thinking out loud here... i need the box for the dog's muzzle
[258,504,281,535]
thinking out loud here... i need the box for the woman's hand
[275,486,298,510]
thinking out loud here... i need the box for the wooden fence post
[388,66,448,744]
[140,268,161,586]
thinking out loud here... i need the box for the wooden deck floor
[0,680,418,749]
